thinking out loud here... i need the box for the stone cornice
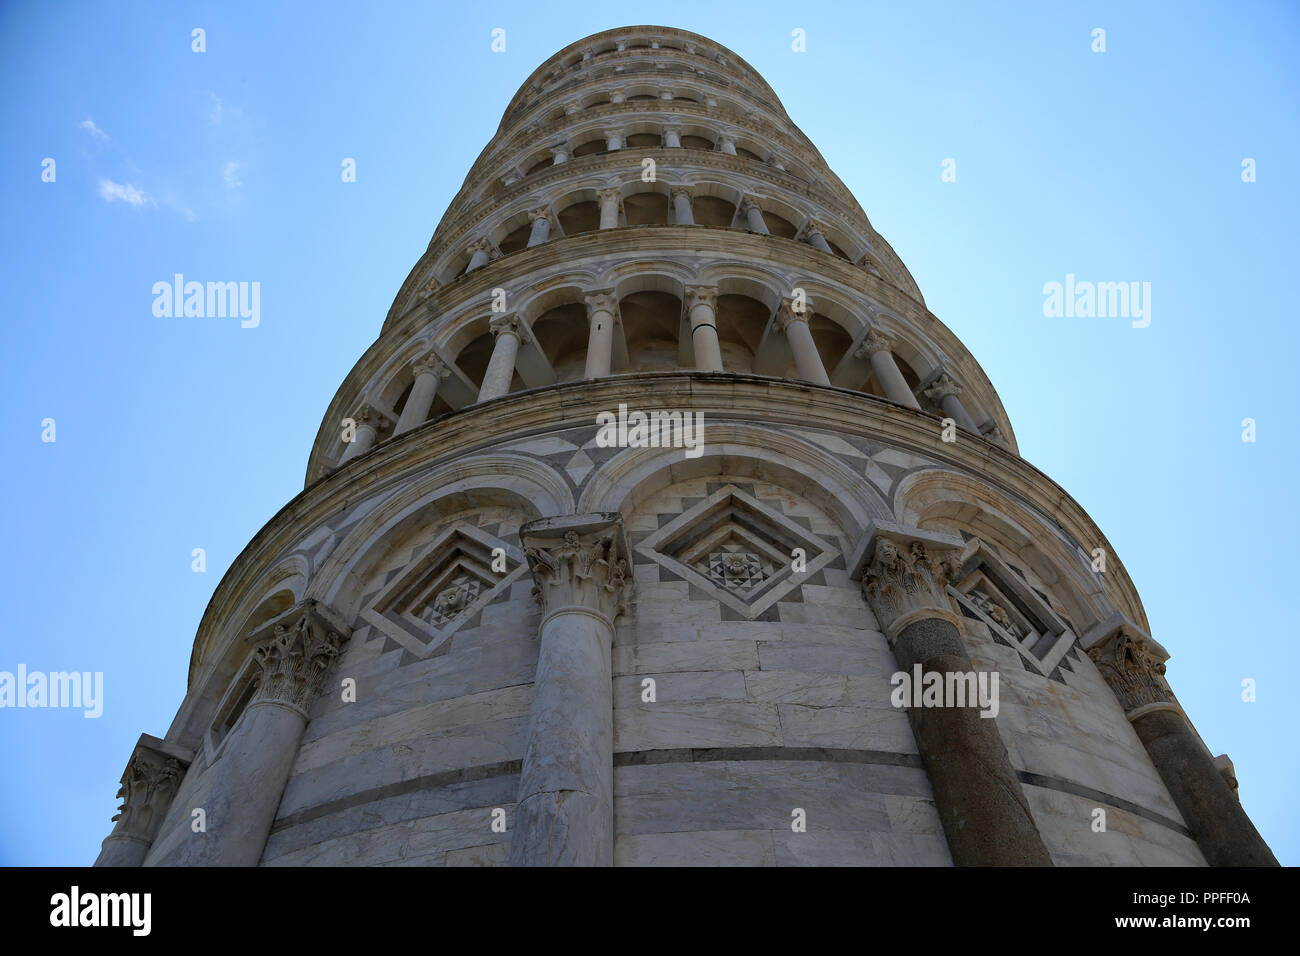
[187,374,1145,699]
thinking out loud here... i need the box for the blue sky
[1,0,1296,866]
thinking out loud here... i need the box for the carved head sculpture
[434,586,465,615]
[875,538,900,569]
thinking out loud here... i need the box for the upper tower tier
[307,26,1017,485]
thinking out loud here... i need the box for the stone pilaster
[94,736,191,867]
[857,523,1052,866]
[171,600,350,866]
[510,514,632,866]
[1085,623,1277,866]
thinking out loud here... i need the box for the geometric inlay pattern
[638,483,838,619]
[361,522,526,660]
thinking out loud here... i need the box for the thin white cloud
[223,161,242,189]
[209,93,223,126]
[79,118,109,142]
[98,179,152,207]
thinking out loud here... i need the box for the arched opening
[531,302,589,383]
[693,195,736,228]
[762,210,798,239]
[681,134,714,150]
[623,191,669,225]
[626,132,661,148]
[715,294,769,372]
[497,221,533,255]
[456,330,524,396]
[526,156,553,176]
[735,146,764,163]
[558,199,600,235]
[572,137,606,158]
[620,291,681,372]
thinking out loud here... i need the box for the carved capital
[774,298,810,332]
[583,288,619,318]
[859,530,964,639]
[740,198,763,215]
[855,327,895,359]
[684,285,718,312]
[799,220,827,241]
[353,402,389,433]
[416,274,439,300]
[489,314,523,340]
[922,372,962,404]
[107,740,190,842]
[250,600,350,716]
[596,187,623,208]
[466,237,492,256]
[670,186,693,201]
[411,356,449,381]
[522,514,633,624]
[528,206,551,223]
[1086,626,1174,717]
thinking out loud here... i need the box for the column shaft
[686,288,723,371]
[393,363,445,436]
[584,294,617,379]
[478,320,522,401]
[782,314,830,385]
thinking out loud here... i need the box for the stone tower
[96,26,1275,867]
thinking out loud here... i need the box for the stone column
[465,238,492,273]
[583,290,618,380]
[510,514,632,866]
[172,601,349,866]
[1086,626,1277,866]
[741,199,769,234]
[477,315,524,402]
[337,403,388,466]
[775,300,830,385]
[564,101,581,116]
[663,125,682,148]
[671,187,695,225]
[610,88,626,104]
[855,329,922,410]
[550,143,570,165]
[685,285,723,372]
[922,372,978,432]
[94,736,191,866]
[526,207,552,247]
[597,189,623,229]
[801,222,834,253]
[859,524,1053,866]
[717,133,737,155]
[393,357,449,436]
[603,128,623,151]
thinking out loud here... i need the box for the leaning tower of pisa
[94,26,1275,867]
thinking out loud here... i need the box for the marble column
[171,601,349,866]
[610,88,626,104]
[597,189,623,229]
[859,525,1053,866]
[550,143,570,165]
[742,199,769,234]
[1086,626,1278,866]
[671,187,695,225]
[465,238,492,273]
[603,129,623,151]
[717,133,737,155]
[93,736,191,866]
[583,290,618,379]
[685,285,723,372]
[801,222,834,253]
[477,315,524,402]
[922,372,978,432]
[526,207,552,247]
[775,300,830,385]
[663,125,682,148]
[393,356,449,436]
[855,328,922,410]
[337,403,388,465]
[510,514,632,866]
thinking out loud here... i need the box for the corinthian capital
[858,525,965,639]
[411,355,450,380]
[583,288,619,318]
[107,737,191,842]
[854,327,895,359]
[1086,626,1174,717]
[922,372,962,404]
[489,313,524,340]
[774,297,811,332]
[684,285,717,311]
[250,600,351,716]
[521,514,632,623]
